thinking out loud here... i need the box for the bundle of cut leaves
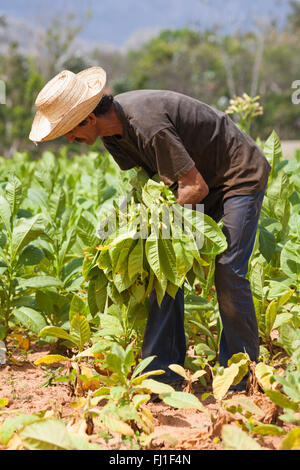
[83,169,227,312]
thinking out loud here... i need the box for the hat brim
[29,67,106,143]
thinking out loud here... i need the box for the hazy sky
[0,0,292,48]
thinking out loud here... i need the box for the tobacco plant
[83,169,227,315]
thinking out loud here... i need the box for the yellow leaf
[79,365,101,391]
[93,352,105,359]
[192,370,207,381]
[212,363,240,400]
[101,415,134,437]
[255,362,276,390]
[140,406,154,434]
[168,364,188,380]
[0,398,9,408]
[280,427,300,450]
[70,398,86,409]
[138,379,174,394]
[34,354,69,365]
[11,334,30,351]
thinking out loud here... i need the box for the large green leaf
[5,174,22,218]
[258,226,276,263]
[77,212,99,246]
[12,214,46,255]
[153,275,167,306]
[221,424,261,450]
[27,187,48,210]
[13,307,47,334]
[20,419,74,450]
[264,300,278,338]
[105,353,123,375]
[110,238,134,274]
[0,414,41,445]
[0,195,12,235]
[264,389,299,412]
[88,276,108,314]
[62,257,83,284]
[49,186,66,220]
[184,294,213,312]
[172,238,194,278]
[18,276,63,289]
[160,391,206,412]
[280,239,300,282]
[113,270,135,293]
[35,290,69,318]
[249,261,265,300]
[69,294,88,321]
[145,232,163,280]
[58,226,77,266]
[172,204,227,255]
[264,171,291,221]
[278,323,300,356]
[263,130,282,180]
[70,313,91,351]
[127,238,143,281]
[159,238,182,285]
[18,245,45,266]
[39,326,75,344]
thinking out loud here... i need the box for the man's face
[64,115,98,145]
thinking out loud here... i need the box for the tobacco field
[0,127,299,451]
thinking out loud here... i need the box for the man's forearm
[176,184,208,205]
[176,166,209,206]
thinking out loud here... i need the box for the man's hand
[176,165,209,206]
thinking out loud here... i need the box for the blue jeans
[141,183,267,383]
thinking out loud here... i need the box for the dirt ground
[0,341,293,451]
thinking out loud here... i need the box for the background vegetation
[0,1,300,157]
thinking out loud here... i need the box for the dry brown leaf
[246,362,263,396]
[211,408,236,437]
[85,413,94,435]
[263,402,280,424]
[176,430,211,449]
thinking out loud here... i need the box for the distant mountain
[0,0,292,50]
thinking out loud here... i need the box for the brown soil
[0,340,293,451]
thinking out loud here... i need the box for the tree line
[0,2,299,157]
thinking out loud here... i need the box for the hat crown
[29,66,106,143]
[35,70,87,122]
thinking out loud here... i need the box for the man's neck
[96,105,124,137]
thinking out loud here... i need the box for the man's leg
[141,286,186,383]
[214,184,267,378]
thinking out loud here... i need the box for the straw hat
[29,66,106,143]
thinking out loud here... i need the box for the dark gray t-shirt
[102,90,271,217]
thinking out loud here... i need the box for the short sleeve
[148,127,195,185]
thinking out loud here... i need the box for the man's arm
[176,165,209,206]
